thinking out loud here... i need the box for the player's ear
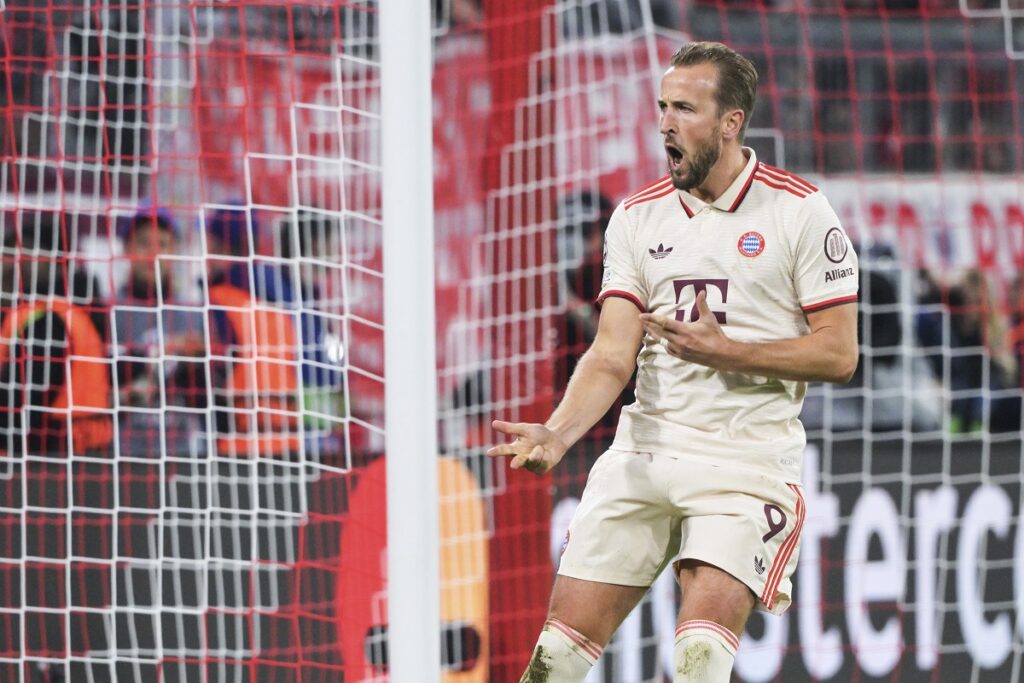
[721,108,744,141]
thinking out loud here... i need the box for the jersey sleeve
[596,204,647,312]
[792,192,859,313]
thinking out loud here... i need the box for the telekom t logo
[673,278,728,324]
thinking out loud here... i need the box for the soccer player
[488,41,859,682]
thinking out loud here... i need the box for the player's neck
[691,145,748,205]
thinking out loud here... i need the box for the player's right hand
[486,420,568,475]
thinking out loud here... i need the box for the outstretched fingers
[486,420,531,458]
[490,419,529,439]
[488,421,560,474]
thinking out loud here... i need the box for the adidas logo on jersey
[648,243,673,260]
[754,555,766,575]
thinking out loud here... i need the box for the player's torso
[627,186,806,342]
[606,166,853,469]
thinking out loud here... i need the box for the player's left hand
[639,290,733,367]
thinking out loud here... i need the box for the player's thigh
[548,574,649,646]
[675,559,756,636]
[671,462,805,616]
[558,450,680,588]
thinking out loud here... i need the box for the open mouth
[666,144,683,171]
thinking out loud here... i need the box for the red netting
[1,1,1022,682]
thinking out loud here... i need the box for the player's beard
[669,127,722,192]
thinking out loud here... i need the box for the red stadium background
[1,1,1022,682]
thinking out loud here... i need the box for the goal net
[0,1,1022,682]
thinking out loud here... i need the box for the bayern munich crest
[737,231,766,257]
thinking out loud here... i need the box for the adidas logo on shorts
[754,555,766,575]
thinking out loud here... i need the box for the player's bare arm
[487,296,644,474]
[641,290,858,383]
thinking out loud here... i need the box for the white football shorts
[557,448,805,614]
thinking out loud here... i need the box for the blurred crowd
[0,206,346,460]
[1,0,1020,465]
[2,193,1021,466]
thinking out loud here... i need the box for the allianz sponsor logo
[825,266,855,282]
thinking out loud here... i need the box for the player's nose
[659,111,675,136]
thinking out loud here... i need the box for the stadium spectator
[204,205,302,457]
[844,244,936,432]
[946,270,982,432]
[489,42,859,681]
[256,209,346,452]
[0,213,112,457]
[116,206,179,302]
[560,190,613,362]
[205,203,256,291]
[914,267,944,357]
[856,244,901,370]
[944,269,1018,432]
[111,206,208,458]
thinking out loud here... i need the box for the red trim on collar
[726,161,759,212]
[678,193,695,219]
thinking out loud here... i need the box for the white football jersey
[597,148,858,478]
